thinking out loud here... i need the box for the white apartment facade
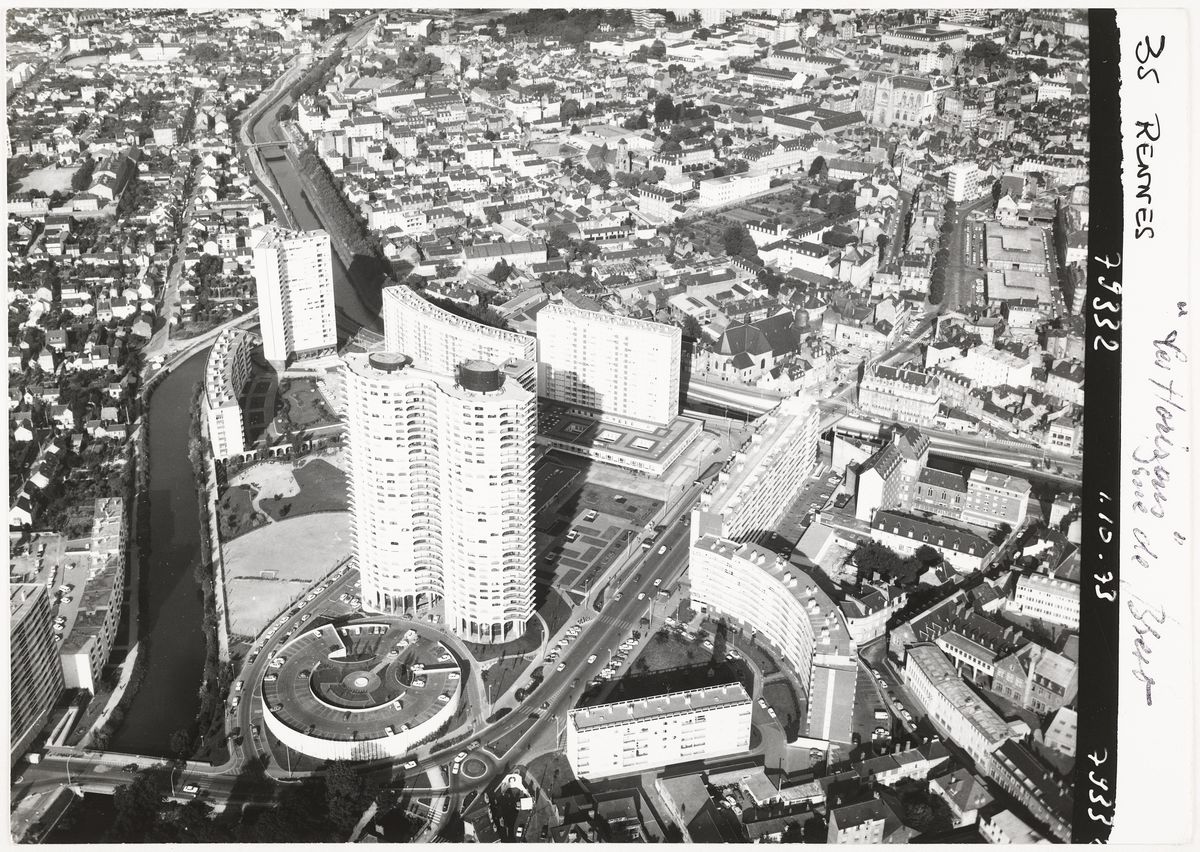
[689,536,857,742]
[382,284,538,389]
[343,352,537,644]
[537,302,681,427]
[252,227,337,368]
[904,643,1015,776]
[60,498,126,694]
[1010,573,1080,630]
[203,328,255,460]
[566,683,752,779]
[697,172,770,208]
[692,395,820,543]
[947,162,983,203]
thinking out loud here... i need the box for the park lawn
[217,484,268,541]
[259,458,347,520]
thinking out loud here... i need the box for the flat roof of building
[906,643,1012,747]
[570,682,751,732]
[536,399,700,464]
[701,395,816,518]
[693,534,854,656]
[262,621,461,743]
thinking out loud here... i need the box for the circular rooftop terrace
[261,619,463,761]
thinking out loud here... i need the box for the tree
[653,94,675,125]
[649,40,666,60]
[275,104,292,122]
[991,178,1003,210]
[681,314,703,340]
[169,728,193,760]
[913,544,942,567]
[489,259,513,284]
[325,761,376,838]
[876,233,891,254]
[694,27,711,40]
[722,223,751,258]
[109,771,168,842]
[808,154,827,178]
[560,98,580,121]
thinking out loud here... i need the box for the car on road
[403,760,418,770]
[758,698,768,710]
[653,578,663,587]
[556,662,566,672]
[455,751,468,762]
[570,678,579,688]
[767,707,777,719]
[703,639,714,650]
[657,545,667,555]
[893,700,904,711]
[234,680,244,692]
[230,696,240,710]
[587,654,598,664]
[902,710,913,723]
[612,592,622,601]
[451,763,460,775]
[269,656,286,668]
[541,700,551,710]
[637,592,646,600]
[300,614,311,623]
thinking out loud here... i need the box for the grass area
[217,484,269,541]
[277,377,339,431]
[259,458,347,520]
[19,165,74,194]
[527,751,576,799]
[763,678,803,741]
[173,317,226,340]
[490,714,537,757]
[539,588,573,637]
[481,655,534,706]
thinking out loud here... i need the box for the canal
[106,70,385,757]
[108,349,209,755]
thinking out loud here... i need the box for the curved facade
[260,621,462,761]
[344,351,536,643]
[203,328,254,460]
[381,284,537,384]
[689,535,857,742]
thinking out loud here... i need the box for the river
[106,90,384,756]
[107,349,209,755]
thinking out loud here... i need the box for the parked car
[403,760,418,770]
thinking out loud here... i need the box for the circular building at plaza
[260,619,463,761]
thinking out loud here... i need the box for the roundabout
[260,618,467,761]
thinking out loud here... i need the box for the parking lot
[770,460,841,551]
[533,454,662,601]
